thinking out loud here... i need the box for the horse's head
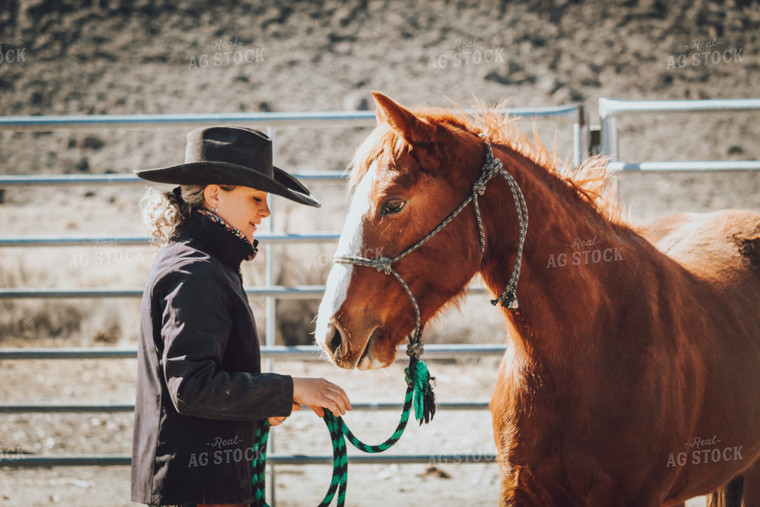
[315,92,489,370]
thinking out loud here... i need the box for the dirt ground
[0,358,504,506]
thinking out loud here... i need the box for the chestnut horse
[314,92,760,506]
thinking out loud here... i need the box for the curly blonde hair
[140,185,207,245]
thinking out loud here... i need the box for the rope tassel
[405,357,436,424]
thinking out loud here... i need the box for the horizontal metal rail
[0,344,507,360]
[0,111,377,131]
[0,232,340,247]
[598,97,760,161]
[0,453,496,467]
[0,105,581,132]
[0,404,136,413]
[0,285,490,299]
[0,401,490,414]
[598,97,760,120]
[0,171,347,186]
[608,161,760,172]
[0,286,323,299]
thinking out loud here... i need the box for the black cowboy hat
[135,126,320,207]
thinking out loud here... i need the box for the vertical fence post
[600,116,617,161]
[572,103,589,168]
[598,98,618,162]
[265,125,277,507]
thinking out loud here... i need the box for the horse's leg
[740,459,760,507]
[705,474,744,507]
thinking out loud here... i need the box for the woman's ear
[203,184,220,209]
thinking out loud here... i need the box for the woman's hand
[268,403,301,426]
[292,377,352,418]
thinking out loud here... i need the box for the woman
[131,126,351,507]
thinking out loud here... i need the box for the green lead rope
[251,420,270,507]
[251,357,436,507]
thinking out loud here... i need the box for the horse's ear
[371,91,435,144]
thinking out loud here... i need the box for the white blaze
[315,164,377,347]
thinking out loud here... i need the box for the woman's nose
[260,199,271,218]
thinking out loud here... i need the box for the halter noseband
[334,134,529,359]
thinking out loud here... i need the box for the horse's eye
[380,199,406,216]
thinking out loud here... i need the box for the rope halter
[334,134,529,360]
[252,136,531,507]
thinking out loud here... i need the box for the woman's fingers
[318,381,351,416]
[268,388,346,425]
[267,416,287,426]
[292,377,352,418]
[318,380,351,415]
[331,385,352,412]
[267,404,301,426]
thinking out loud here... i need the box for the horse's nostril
[329,326,343,356]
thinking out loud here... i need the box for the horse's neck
[478,151,631,373]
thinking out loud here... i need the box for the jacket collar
[177,209,258,270]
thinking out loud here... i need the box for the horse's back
[638,209,760,280]
[637,209,760,353]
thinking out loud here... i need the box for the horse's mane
[348,102,624,224]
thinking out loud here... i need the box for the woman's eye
[381,199,406,216]
[253,197,262,203]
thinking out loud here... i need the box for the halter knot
[373,256,393,275]
[474,161,500,195]
[405,340,424,359]
[473,180,488,196]
[473,138,504,195]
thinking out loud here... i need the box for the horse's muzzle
[322,319,384,370]
[323,319,357,369]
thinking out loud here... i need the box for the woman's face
[204,185,271,242]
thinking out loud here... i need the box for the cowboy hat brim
[135,161,321,208]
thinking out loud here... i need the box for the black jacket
[131,210,293,505]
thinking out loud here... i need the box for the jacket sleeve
[156,263,294,421]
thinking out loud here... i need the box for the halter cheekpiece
[334,134,529,360]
